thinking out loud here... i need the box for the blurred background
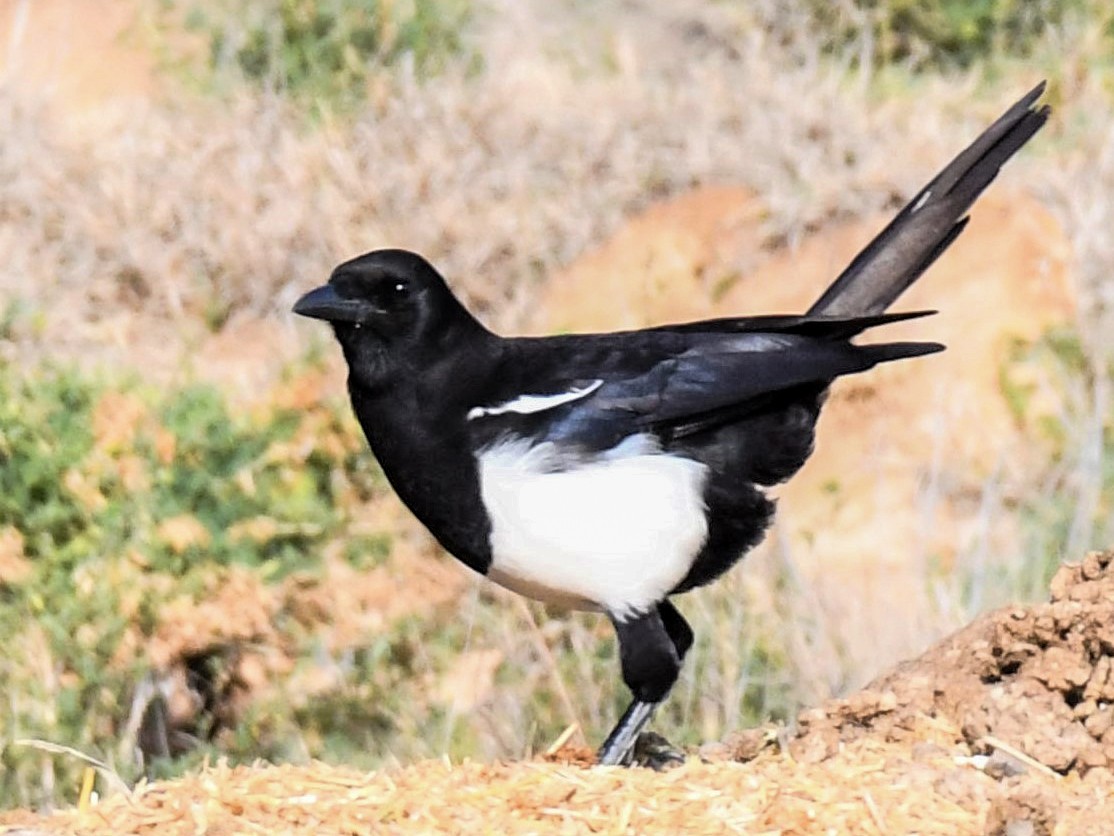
[1,0,1112,810]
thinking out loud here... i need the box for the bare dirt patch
[0,0,158,114]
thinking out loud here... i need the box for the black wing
[479,330,942,451]
[587,335,940,436]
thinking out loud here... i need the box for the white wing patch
[467,379,603,420]
[477,434,709,619]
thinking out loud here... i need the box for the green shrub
[175,0,473,109]
[0,359,381,807]
[802,0,1101,70]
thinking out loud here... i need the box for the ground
[2,551,1112,834]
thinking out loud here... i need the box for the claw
[631,731,686,771]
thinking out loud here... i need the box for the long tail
[808,82,1050,317]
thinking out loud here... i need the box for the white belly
[477,435,709,619]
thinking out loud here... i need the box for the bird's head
[293,249,488,388]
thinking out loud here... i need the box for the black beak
[292,284,368,323]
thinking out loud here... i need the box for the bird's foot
[631,731,686,771]
[596,699,686,769]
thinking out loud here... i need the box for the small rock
[720,727,774,762]
[1094,613,1114,655]
[1081,550,1107,581]
[1005,721,1089,774]
[1029,646,1091,691]
[1069,580,1105,603]
[846,690,892,719]
[798,707,827,725]
[789,727,839,764]
[1083,765,1113,784]
[1085,706,1114,740]
[1032,614,1059,646]
[1073,698,1098,720]
[1076,743,1110,770]
[877,690,899,712]
[1004,821,1036,836]
[1084,657,1113,701]
[1048,562,1081,601]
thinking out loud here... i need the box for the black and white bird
[293,84,1049,766]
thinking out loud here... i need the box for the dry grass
[4,726,1110,835]
[3,2,1032,343]
[0,743,1039,835]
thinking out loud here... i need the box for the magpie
[293,83,1049,767]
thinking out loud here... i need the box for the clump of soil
[716,550,1114,834]
[724,550,1114,776]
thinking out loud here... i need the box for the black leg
[659,599,694,660]
[597,700,658,766]
[597,604,692,767]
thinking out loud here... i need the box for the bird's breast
[476,434,710,619]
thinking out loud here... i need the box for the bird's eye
[394,282,407,293]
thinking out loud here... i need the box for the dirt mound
[4,551,1113,834]
[740,550,1114,777]
[712,550,1114,834]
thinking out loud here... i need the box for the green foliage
[803,0,1103,70]
[0,359,381,808]
[176,0,473,110]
